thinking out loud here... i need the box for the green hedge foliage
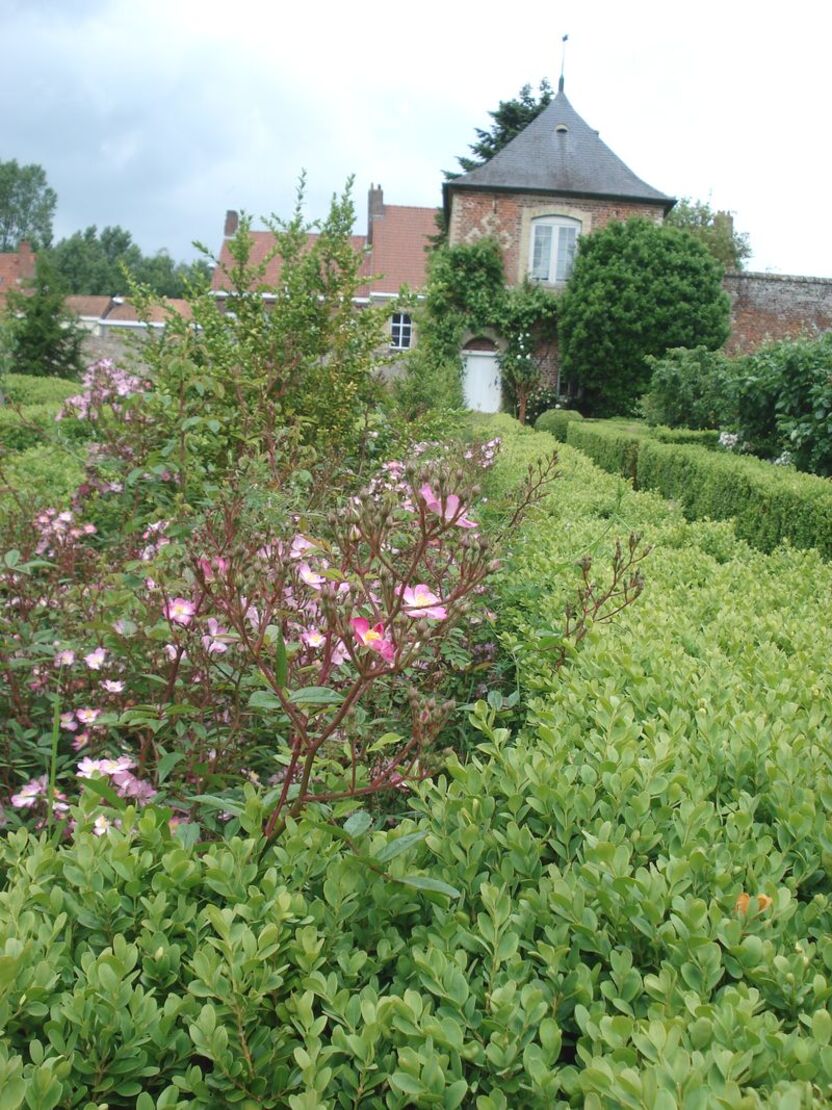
[0,373,79,406]
[4,421,832,1105]
[533,408,584,441]
[0,445,85,516]
[567,419,832,557]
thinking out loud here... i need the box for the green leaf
[189,794,244,817]
[248,690,284,711]
[344,811,373,837]
[288,686,344,707]
[374,829,427,864]
[399,875,461,898]
[157,750,185,784]
[173,822,201,850]
[80,776,126,811]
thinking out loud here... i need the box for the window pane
[532,226,552,281]
[556,227,578,281]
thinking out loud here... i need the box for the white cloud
[1,0,830,275]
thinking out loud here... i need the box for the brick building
[443,78,674,407]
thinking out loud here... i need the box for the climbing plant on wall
[395,238,558,423]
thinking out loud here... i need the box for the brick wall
[724,272,832,355]
[448,189,666,286]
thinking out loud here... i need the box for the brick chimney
[224,210,239,237]
[17,240,35,279]
[367,184,384,245]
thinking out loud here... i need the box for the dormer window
[530,216,581,284]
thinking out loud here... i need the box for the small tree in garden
[559,218,731,416]
[4,254,84,379]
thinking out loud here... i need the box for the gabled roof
[446,86,673,210]
[212,203,438,298]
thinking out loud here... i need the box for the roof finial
[559,33,568,93]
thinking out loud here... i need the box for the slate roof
[446,87,673,209]
[212,204,438,298]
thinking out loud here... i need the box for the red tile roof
[66,295,112,318]
[0,243,36,309]
[212,204,438,298]
[104,298,192,324]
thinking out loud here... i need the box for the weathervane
[559,34,568,93]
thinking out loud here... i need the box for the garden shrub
[1,373,79,406]
[641,346,735,429]
[534,407,583,441]
[567,419,832,557]
[565,419,645,483]
[4,423,832,1104]
[734,333,832,474]
[0,402,88,453]
[650,425,719,449]
[0,444,84,515]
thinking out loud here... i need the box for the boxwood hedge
[2,421,832,1106]
[566,419,832,558]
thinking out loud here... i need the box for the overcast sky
[3,0,830,277]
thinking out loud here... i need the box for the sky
[3,0,831,277]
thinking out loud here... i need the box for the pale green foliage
[0,159,56,250]
[666,196,751,271]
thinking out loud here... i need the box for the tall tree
[50,225,211,297]
[559,218,731,416]
[666,197,751,271]
[447,80,554,178]
[0,160,57,251]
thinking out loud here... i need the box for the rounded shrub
[534,407,583,441]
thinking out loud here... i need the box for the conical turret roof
[448,87,673,208]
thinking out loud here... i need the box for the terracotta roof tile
[65,295,112,318]
[104,298,192,323]
[212,206,438,298]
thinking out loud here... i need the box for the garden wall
[724,271,832,355]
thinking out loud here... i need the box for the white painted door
[463,352,501,413]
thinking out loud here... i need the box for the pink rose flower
[402,584,447,620]
[163,598,196,626]
[419,483,477,528]
[350,617,395,663]
[84,647,107,670]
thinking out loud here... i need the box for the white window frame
[390,312,412,350]
[529,216,581,284]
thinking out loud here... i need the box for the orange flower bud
[756,894,773,912]
[734,892,751,914]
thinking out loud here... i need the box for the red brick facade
[723,272,832,355]
[448,189,665,286]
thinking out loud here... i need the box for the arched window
[529,216,581,283]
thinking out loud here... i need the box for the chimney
[367,184,384,245]
[224,210,239,237]
[17,240,35,279]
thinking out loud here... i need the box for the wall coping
[724,271,832,287]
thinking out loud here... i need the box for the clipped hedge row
[533,408,584,441]
[566,419,832,557]
[4,421,832,1105]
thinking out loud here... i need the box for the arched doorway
[462,338,501,413]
